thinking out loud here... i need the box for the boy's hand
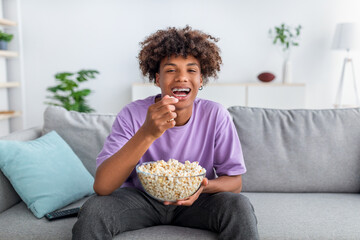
[163,178,208,206]
[141,95,178,139]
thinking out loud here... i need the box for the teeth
[172,88,190,92]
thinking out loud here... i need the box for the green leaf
[55,72,74,81]
[76,70,99,82]
[79,103,95,113]
[53,94,70,103]
[72,89,91,97]
[47,86,59,93]
[44,102,63,107]
[63,79,78,90]
[273,38,277,44]
[77,70,100,80]
[76,76,87,82]
[280,36,285,44]
[69,102,80,112]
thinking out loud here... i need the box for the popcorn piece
[137,159,206,202]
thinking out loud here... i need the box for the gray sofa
[1,105,360,240]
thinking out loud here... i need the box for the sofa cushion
[0,127,42,214]
[0,197,217,240]
[43,106,117,176]
[114,225,217,240]
[2,192,358,240]
[0,131,94,218]
[242,192,360,240]
[228,106,360,192]
[0,197,90,240]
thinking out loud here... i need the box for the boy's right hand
[141,95,178,139]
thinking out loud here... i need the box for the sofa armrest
[0,126,42,214]
[0,126,42,141]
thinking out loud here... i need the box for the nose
[175,70,188,82]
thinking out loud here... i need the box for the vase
[0,40,7,50]
[282,59,292,84]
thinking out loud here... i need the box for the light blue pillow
[0,131,94,218]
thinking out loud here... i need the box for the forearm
[202,175,242,194]
[93,127,155,195]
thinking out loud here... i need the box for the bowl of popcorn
[136,159,206,202]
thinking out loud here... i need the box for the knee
[72,195,116,239]
[214,193,259,239]
[217,192,255,216]
[78,195,113,221]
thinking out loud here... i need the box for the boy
[72,26,259,240]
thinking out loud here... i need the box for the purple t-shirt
[97,95,246,190]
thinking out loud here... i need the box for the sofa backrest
[43,106,117,177]
[228,106,360,193]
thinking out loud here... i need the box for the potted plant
[269,23,302,83]
[45,69,99,113]
[0,30,14,50]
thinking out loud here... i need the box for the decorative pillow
[0,131,94,218]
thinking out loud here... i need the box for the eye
[166,69,175,73]
[188,69,197,73]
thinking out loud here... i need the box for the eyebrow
[163,62,200,67]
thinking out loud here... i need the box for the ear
[155,73,160,87]
[200,75,203,86]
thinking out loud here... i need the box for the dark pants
[72,187,259,240]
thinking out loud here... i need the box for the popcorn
[136,159,206,202]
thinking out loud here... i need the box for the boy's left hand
[163,178,208,206]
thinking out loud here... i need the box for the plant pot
[282,59,292,84]
[0,40,8,50]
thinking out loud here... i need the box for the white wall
[19,0,360,129]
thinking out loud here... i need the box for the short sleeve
[213,109,246,176]
[96,108,135,168]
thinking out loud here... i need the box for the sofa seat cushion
[0,197,217,240]
[242,192,360,240]
[0,197,90,240]
[114,225,217,240]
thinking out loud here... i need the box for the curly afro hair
[138,25,222,85]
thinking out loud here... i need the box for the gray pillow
[43,106,116,176]
[228,106,360,193]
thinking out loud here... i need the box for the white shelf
[132,82,306,109]
[0,111,21,120]
[334,104,360,109]
[0,50,18,58]
[0,82,20,88]
[0,18,17,27]
[132,82,305,87]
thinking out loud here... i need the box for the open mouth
[171,88,191,99]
